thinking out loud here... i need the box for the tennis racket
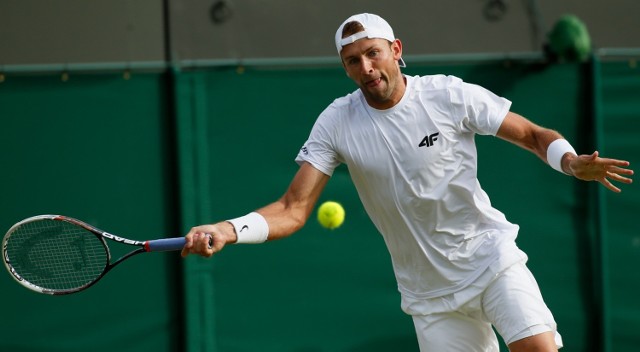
[2,214,197,295]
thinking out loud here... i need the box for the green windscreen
[175,62,598,352]
[597,59,640,351]
[0,72,181,352]
[1,57,637,352]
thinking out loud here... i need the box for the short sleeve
[448,81,512,136]
[295,107,342,177]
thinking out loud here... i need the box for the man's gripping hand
[181,222,238,258]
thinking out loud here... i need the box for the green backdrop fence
[0,56,637,351]
[595,59,640,351]
[0,73,182,352]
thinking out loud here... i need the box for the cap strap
[339,31,370,47]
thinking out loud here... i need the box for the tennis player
[182,13,633,352]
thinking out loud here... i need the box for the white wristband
[547,139,576,175]
[227,212,269,244]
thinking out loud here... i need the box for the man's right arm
[181,162,330,258]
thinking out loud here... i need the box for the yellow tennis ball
[317,201,345,230]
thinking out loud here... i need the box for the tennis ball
[317,201,345,230]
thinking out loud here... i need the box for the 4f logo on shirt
[418,132,439,148]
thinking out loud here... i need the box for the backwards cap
[334,13,406,68]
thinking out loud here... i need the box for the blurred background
[0,1,638,351]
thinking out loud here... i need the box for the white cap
[335,13,406,67]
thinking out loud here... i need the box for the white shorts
[411,262,563,351]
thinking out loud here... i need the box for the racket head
[2,215,110,295]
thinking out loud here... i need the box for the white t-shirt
[296,74,527,313]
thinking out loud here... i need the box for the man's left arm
[496,111,634,192]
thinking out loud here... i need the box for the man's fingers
[575,151,633,193]
[600,159,631,168]
[607,171,633,184]
[181,239,191,258]
[181,231,215,257]
[600,177,621,193]
[608,165,634,176]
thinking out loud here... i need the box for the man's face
[339,37,404,109]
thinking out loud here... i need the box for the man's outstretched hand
[568,151,634,193]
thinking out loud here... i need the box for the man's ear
[392,39,403,61]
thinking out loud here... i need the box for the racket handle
[145,237,186,252]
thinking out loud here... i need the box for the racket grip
[145,237,186,252]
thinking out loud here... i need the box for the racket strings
[5,219,108,291]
